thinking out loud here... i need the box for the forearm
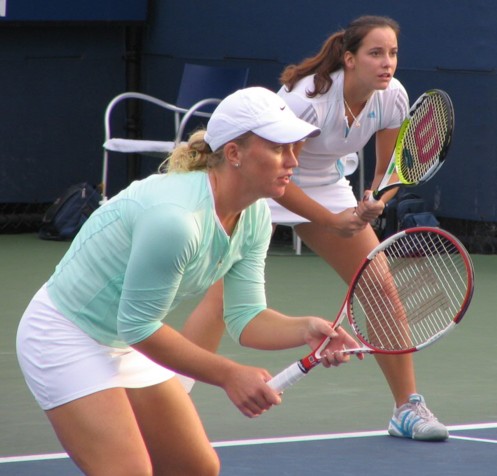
[373,127,401,204]
[239,309,313,350]
[132,324,238,388]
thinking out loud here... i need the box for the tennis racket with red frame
[268,227,474,394]
[370,89,454,201]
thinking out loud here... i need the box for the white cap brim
[205,87,320,151]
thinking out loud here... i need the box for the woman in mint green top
[47,170,271,348]
[17,87,359,476]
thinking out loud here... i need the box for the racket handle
[342,347,371,355]
[367,191,381,202]
[267,362,307,394]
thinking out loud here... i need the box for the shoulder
[135,202,200,248]
[388,77,408,101]
[278,71,342,103]
[115,172,210,243]
[130,171,208,200]
[277,74,338,127]
[375,78,408,103]
[115,172,209,215]
[372,78,409,125]
[385,78,409,107]
[248,198,271,223]
[278,74,315,96]
[277,79,314,114]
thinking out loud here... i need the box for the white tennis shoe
[388,394,449,441]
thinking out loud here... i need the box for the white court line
[449,436,497,444]
[2,422,497,464]
[212,422,497,447]
[211,429,388,448]
[446,422,497,431]
[0,453,68,464]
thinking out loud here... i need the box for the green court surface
[1,233,496,458]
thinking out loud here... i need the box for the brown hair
[280,15,400,97]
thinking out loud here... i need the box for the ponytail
[280,31,345,97]
[159,130,224,174]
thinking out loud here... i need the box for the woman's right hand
[221,364,282,418]
[325,207,368,238]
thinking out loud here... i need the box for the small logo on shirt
[368,111,376,119]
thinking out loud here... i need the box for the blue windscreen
[0,0,148,22]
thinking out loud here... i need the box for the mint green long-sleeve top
[46,171,271,348]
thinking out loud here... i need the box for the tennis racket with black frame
[370,89,454,201]
[268,227,474,394]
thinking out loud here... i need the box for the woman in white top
[271,15,448,442]
[183,16,449,442]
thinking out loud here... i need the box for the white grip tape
[368,192,380,203]
[343,347,371,355]
[267,362,306,393]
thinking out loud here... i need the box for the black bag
[399,210,440,230]
[374,193,439,239]
[39,183,100,241]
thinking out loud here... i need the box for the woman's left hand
[318,326,365,367]
[305,318,364,367]
[355,190,385,223]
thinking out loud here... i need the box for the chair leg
[292,229,302,255]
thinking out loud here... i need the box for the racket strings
[350,231,470,351]
[399,94,451,184]
[353,262,410,350]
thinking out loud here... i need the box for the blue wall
[0,25,130,202]
[0,0,148,22]
[1,0,496,221]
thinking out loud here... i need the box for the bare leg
[46,379,219,476]
[47,389,153,476]
[127,378,220,476]
[295,222,416,406]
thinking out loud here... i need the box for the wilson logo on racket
[413,103,441,164]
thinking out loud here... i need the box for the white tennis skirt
[267,177,358,226]
[16,285,175,410]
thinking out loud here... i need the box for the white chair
[293,228,302,255]
[101,63,249,202]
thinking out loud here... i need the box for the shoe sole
[388,428,449,441]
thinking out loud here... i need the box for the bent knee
[74,455,153,476]
[181,449,220,476]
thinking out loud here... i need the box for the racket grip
[367,191,381,202]
[267,362,307,394]
[343,347,371,355]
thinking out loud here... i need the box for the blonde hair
[280,15,400,97]
[158,130,224,173]
[159,130,254,174]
